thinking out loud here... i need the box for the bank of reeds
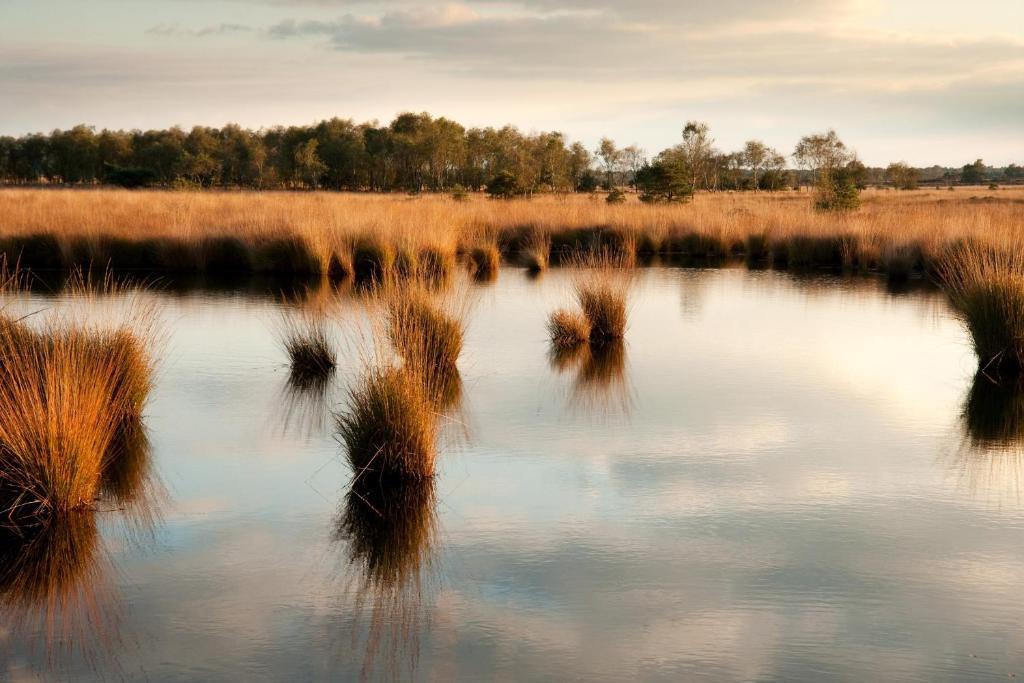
[939,240,1024,378]
[1,188,1021,283]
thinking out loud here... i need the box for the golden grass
[547,309,590,349]
[939,240,1024,376]
[4,187,1017,279]
[278,307,337,384]
[336,366,438,482]
[0,278,156,525]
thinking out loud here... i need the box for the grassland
[0,187,1021,282]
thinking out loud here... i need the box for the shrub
[605,189,626,204]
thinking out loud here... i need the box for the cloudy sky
[2,0,1022,165]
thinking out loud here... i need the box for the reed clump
[468,244,500,281]
[336,366,438,482]
[0,277,156,526]
[573,257,630,343]
[940,241,1024,377]
[385,288,464,391]
[547,309,590,350]
[279,309,337,384]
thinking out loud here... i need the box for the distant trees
[793,129,860,210]
[3,113,1009,197]
[961,159,987,185]
[885,161,919,190]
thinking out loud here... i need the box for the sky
[1,0,1022,166]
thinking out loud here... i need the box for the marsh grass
[547,309,590,350]
[940,241,1024,377]
[522,232,551,274]
[384,287,465,396]
[571,254,631,343]
[0,275,157,526]
[279,308,337,384]
[336,366,438,482]
[468,244,500,281]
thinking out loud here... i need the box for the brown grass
[939,240,1024,377]
[336,366,437,482]
[0,278,156,525]
[279,308,337,384]
[0,188,1021,279]
[548,309,590,349]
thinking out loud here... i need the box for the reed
[572,257,630,343]
[0,278,156,525]
[1,188,1022,281]
[547,309,590,349]
[522,231,551,273]
[385,288,464,392]
[336,366,437,482]
[939,241,1024,377]
[279,309,337,384]
[468,244,500,281]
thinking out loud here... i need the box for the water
[2,267,1023,682]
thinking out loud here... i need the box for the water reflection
[954,373,1024,504]
[334,480,440,679]
[0,416,161,675]
[549,340,631,415]
[276,368,336,439]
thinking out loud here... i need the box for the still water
[2,267,1022,682]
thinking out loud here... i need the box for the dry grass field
[0,187,1021,280]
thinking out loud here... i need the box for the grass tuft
[547,309,590,349]
[336,366,437,482]
[940,241,1024,377]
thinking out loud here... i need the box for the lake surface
[2,266,1023,682]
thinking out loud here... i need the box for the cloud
[146,22,253,38]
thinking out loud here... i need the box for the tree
[596,137,621,189]
[1004,163,1022,180]
[885,161,919,190]
[679,121,716,191]
[793,129,859,211]
[962,159,986,185]
[621,145,646,188]
[635,156,693,203]
[293,139,327,188]
[742,140,769,190]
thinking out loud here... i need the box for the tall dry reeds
[1,188,1021,280]
[940,240,1024,377]
[0,277,157,525]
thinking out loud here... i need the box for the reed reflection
[550,339,631,415]
[953,373,1024,504]
[334,479,440,680]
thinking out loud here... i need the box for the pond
[2,266,1022,682]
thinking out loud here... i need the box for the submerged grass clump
[336,366,437,482]
[279,309,336,384]
[940,241,1024,377]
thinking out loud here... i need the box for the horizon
[2,0,1022,167]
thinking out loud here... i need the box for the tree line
[0,113,1019,200]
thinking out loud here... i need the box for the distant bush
[450,184,469,201]
[486,171,524,199]
[103,164,158,189]
[605,188,626,204]
[635,161,693,203]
